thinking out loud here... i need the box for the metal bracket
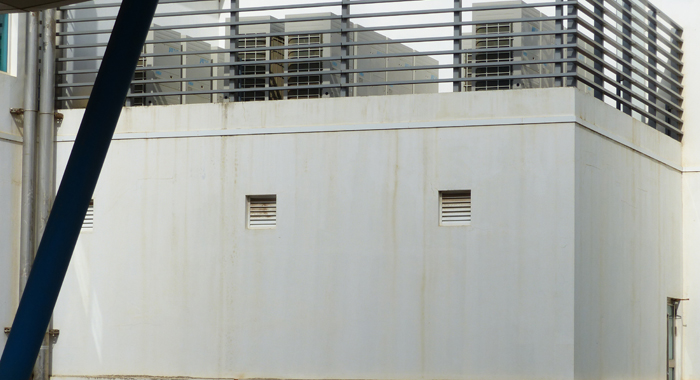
[3,328,59,337]
[55,112,64,127]
[9,108,24,115]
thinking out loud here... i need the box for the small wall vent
[82,199,94,229]
[439,190,471,226]
[247,195,276,229]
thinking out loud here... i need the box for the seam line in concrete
[55,114,681,171]
[56,116,576,143]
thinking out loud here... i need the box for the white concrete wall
[0,138,21,355]
[574,94,683,380]
[669,0,700,378]
[0,12,26,356]
[49,88,682,380]
[52,90,576,380]
[53,124,577,380]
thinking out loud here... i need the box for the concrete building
[57,0,228,109]
[42,87,682,380]
[235,13,440,101]
[60,23,229,108]
[1,1,700,380]
[57,4,440,107]
[236,16,285,101]
[463,0,555,91]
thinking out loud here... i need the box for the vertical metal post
[554,0,563,87]
[19,11,39,297]
[647,6,658,130]
[671,22,683,133]
[591,0,604,100]
[37,8,56,263]
[229,0,239,102]
[565,0,577,88]
[264,35,269,102]
[617,0,632,115]
[340,0,350,97]
[453,0,462,92]
[0,1,159,379]
[662,20,684,134]
[34,9,57,380]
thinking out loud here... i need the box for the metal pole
[19,11,39,297]
[34,9,57,380]
[617,0,632,115]
[554,0,563,87]
[36,8,56,282]
[453,0,462,92]
[340,0,349,97]
[229,0,239,102]
[591,0,604,101]
[0,1,159,379]
[647,6,658,131]
[565,0,577,88]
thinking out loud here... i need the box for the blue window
[0,14,8,72]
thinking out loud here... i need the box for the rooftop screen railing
[56,0,684,139]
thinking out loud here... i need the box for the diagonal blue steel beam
[0,0,159,378]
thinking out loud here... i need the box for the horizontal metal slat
[248,196,277,228]
[574,72,683,135]
[54,0,683,139]
[574,58,684,127]
[440,191,471,225]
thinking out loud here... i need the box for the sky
[656,0,697,30]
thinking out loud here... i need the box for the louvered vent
[247,195,276,229]
[439,190,471,226]
[82,199,94,229]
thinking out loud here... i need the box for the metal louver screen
[440,190,471,226]
[82,199,94,229]
[247,195,276,228]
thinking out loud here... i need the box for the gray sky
[656,0,697,30]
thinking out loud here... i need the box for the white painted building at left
[0,10,26,351]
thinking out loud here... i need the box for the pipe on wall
[19,11,39,296]
[36,11,56,240]
[34,10,57,380]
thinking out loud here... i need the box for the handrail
[55,0,684,139]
